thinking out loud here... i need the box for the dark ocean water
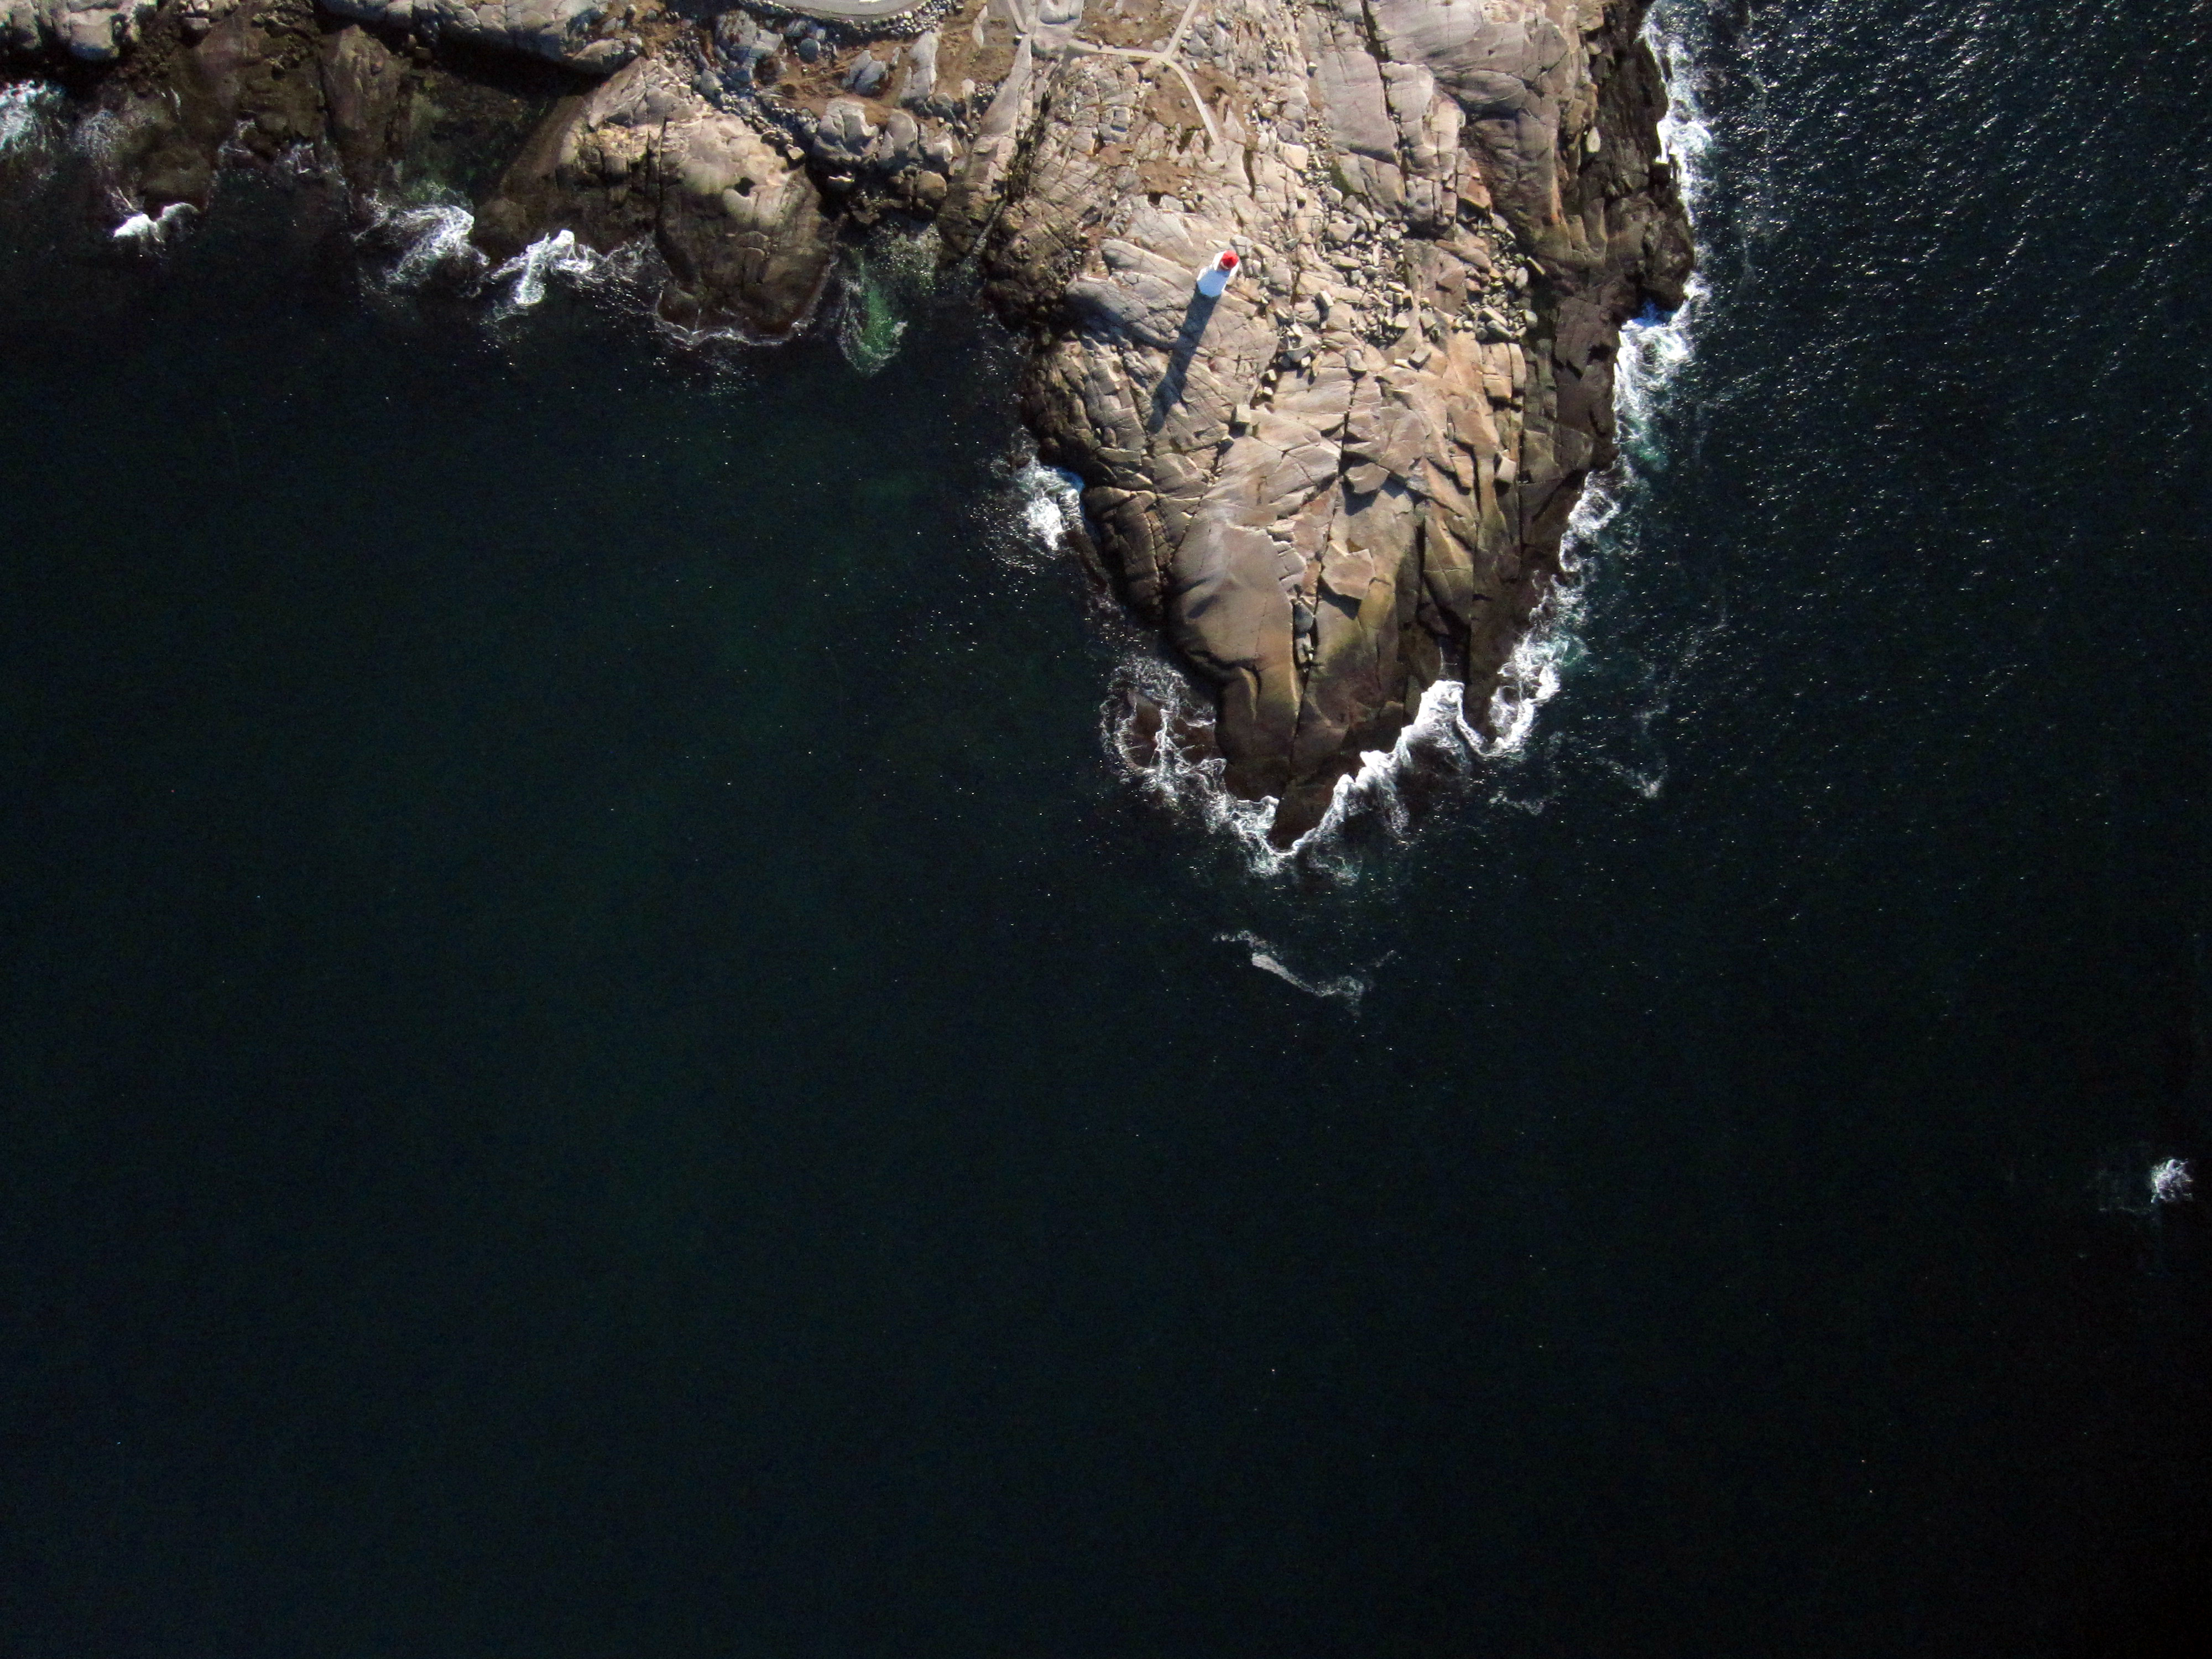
[4,3,2210,1655]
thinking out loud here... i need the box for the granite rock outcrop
[3,0,1690,847]
[973,0,1691,836]
[4,0,157,63]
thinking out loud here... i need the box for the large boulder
[2,0,158,62]
[478,52,833,337]
[317,0,640,75]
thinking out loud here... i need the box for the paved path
[768,0,940,20]
[1072,0,1222,147]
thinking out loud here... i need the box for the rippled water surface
[3,3,2210,1654]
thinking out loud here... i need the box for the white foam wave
[1302,679,1478,849]
[111,201,194,245]
[1,80,61,153]
[1652,7,1718,225]
[1106,662,1479,879]
[489,228,607,314]
[1009,459,1084,564]
[1109,549,1604,871]
[1615,6,1717,442]
[1468,0,1715,809]
[1106,657,1295,871]
[1217,931,1375,1013]
[2151,1157,2194,1206]
[1614,281,1705,442]
[372,197,486,290]
[1477,597,1584,764]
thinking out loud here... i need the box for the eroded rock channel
[4,0,1692,846]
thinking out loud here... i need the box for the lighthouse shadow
[1146,289,1221,432]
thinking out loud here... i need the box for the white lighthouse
[1196,249,1240,298]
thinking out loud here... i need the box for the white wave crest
[1302,679,1480,850]
[1458,0,1715,810]
[112,201,194,245]
[489,228,607,314]
[1107,661,1495,879]
[1110,569,1597,872]
[1218,930,1375,1013]
[1,80,61,153]
[1477,596,1584,763]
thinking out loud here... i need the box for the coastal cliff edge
[4,0,1692,846]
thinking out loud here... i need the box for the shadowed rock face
[11,1,832,337]
[318,0,641,74]
[5,0,1688,846]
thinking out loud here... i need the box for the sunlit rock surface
[973,0,1691,836]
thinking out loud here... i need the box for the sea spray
[1507,0,1721,807]
[72,106,133,167]
[997,457,1086,571]
[1106,598,1595,879]
[1652,2,1719,225]
[2095,1146,2198,1217]
[1610,3,1715,458]
[1108,663,1449,881]
[1611,289,1705,468]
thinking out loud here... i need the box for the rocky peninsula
[4,0,1691,844]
